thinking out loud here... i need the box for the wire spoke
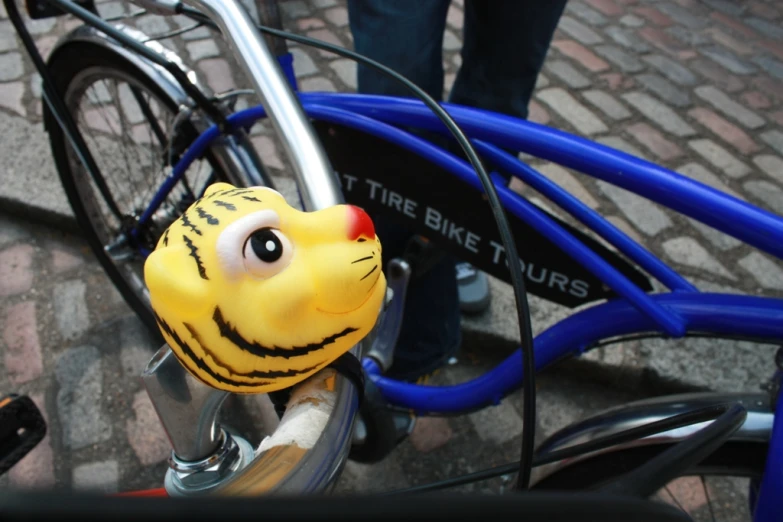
[701,476,716,522]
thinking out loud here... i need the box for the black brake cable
[179,5,538,489]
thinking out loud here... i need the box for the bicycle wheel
[531,402,770,522]
[44,37,255,337]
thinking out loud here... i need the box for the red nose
[347,205,375,240]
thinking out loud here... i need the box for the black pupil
[250,229,283,262]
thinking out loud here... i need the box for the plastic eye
[242,227,293,278]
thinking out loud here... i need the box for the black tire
[44,41,253,340]
[531,439,768,520]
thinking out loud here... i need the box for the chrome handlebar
[127,0,362,497]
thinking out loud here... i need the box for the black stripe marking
[154,311,272,389]
[352,256,373,264]
[213,306,358,360]
[214,200,237,211]
[162,227,170,247]
[360,265,378,281]
[184,323,321,380]
[242,196,262,203]
[182,235,208,280]
[195,206,219,225]
[226,189,255,197]
[180,212,202,236]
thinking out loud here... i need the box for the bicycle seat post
[142,346,252,496]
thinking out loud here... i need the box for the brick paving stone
[749,1,780,19]
[642,27,690,56]
[740,91,771,110]
[583,90,631,120]
[709,12,758,40]
[446,4,464,29]
[598,136,647,159]
[622,91,695,137]
[568,2,609,25]
[694,86,765,129]
[8,393,54,489]
[25,17,56,36]
[324,6,348,26]
[656,2,709,29]
[676,162,741,198]
[634,6,673,26]
[688,107,760,156]
[701,0,746,16]
[72,460,119,493]
[552,40,610,72]
[690,59,745,93]
[134,14,170,37]
[56,345,112,450]
[0,21,18,52]
[180,25,211,41]
[625,122,683,160]
[280,0,310,19]
[619,14,645,27]
[298,76,337,92]
[594,44,644,72]
[604,26,651,53]
[329,58,357,90]
[559,16,604,45]
[443,29,461,52]
[290,47,318,77]
[703,28,754,56]
[307,28,346,58]
[466,398,524,445]
[408,417,453,453]
[0,80,24,116]
[198,58,235,94]
[771,110,783,127]
[753,155,783,185]
[51,248,83,274]
[538,163,599,209]
[744,180,783,213]
[700,47,757,76]
[687,139,751,179]
[761,130,783,156]
[0,215,27,248]
[546,60,591,89]
[738,252,783,291]
[53,280,90,342]
[186,39,220,62]
[744,17,783,40]
[752,77,783,104]
[0,243,34,297]
[635,74,691,107]
[536,88,609,136]
[606,215,644,244]
[662,236,735,279]
[311,0,337,7]
[0,52,24,82]
[250,135,285,170]
[689,218,743,251]
[585,0,623,17]
[753,56,783,82]
[126,391,171,466]
[528,100,550,125]
[643,55,698,86]
[597,180,673,235]
[296,17,325,31]
[3,301,43,385]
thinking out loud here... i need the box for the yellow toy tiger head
[143,182,386,394]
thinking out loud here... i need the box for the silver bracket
[366,258,412,372]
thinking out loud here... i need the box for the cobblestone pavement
[0,0,781,519]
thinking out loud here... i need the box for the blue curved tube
[472,140,697,293]
[364,293,783,413]
[301,93,783,261]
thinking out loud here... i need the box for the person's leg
[347,0,461,381]
[450,0,568,120]
[347,0,451,101]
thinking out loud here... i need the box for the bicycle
[1,1,782,521]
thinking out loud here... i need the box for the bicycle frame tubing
[150,99,783,405]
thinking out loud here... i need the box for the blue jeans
[347,0,567,381]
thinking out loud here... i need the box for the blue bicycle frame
[134,54,783,520]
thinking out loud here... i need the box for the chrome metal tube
[180,0,344,211]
